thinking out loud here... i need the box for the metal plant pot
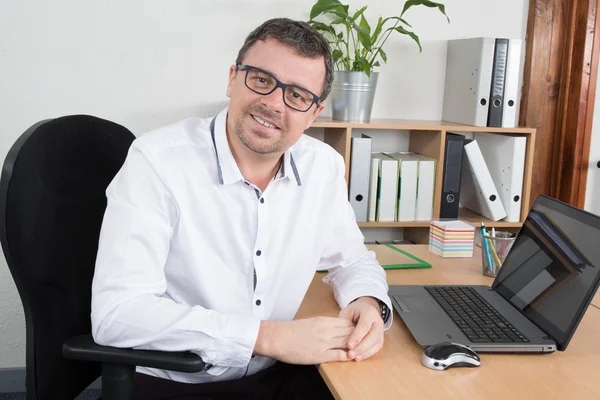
[330,71,379,122]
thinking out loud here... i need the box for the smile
[252,114,279,129]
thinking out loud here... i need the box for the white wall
[0,0,529,368]
[584,65,600,215]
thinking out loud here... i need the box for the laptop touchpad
[397,295,440,312]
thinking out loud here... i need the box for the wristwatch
[379,300,390,322]
[350,297,390,322]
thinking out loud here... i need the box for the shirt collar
[210,108,301,186]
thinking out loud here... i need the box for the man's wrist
[254,320,279,358]
[351,296,381,312]
[351,296,388,322]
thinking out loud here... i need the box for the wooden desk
[296,245,600,400]
[592,292,600,309]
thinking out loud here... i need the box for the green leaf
[394,26,422,52]
[332,49,343,63]
[359,15,371,33]
[352,5,368,22]
[379,48,387,63]
[310,0,349,20]
[357,15,372,49]
[400,0,450,22]
[308,20,337,37]
[357,57,371,76]
[373,61,381,67]
[381,16,412,28]
[371,16,383,43]
[331,17,347,25]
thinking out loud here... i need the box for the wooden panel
[409,130,444,220]
[520,0,569,206]
[577,0,600,208]
[323,127,351,183]
[553,0,598,205]
[521,0,598,208]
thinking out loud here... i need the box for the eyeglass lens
[245,68,315,111]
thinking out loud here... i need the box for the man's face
[226,38,326,155]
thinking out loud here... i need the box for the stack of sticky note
[429,220,475,258]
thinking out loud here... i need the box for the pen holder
[481,231,516,277]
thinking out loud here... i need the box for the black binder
[440,133,465,218]
[487,38,509,127]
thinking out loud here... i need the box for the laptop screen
[492,195,600,350]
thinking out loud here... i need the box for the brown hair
[235,18,333,101]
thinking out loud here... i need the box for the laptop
[390,195,600,353]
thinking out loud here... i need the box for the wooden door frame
[520,0,599,208]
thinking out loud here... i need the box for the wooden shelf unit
[309,118,536,243]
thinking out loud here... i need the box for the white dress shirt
[91,108,392,384]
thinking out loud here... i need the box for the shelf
[358,221,431,228]
[310,119,534,244]
[310,118,536,134]
[458,208,524,228]
[357,209,523,229]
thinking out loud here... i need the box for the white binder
[502,39,524,128]
[385,153,418,222]
[372,153,398,222]
[348,136,372,222]
[442,37,496,127]
[475,132,526,222]
[367,157,379,222]
[410,154,436,221]
[460,139,507,221]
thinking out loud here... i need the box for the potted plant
[309,0,449,122]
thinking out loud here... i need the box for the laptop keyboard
[425,286,530,343]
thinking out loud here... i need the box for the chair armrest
[63,334,205,373]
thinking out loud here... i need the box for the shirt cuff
[190,312,262,373]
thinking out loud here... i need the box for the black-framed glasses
[237,64,321,112]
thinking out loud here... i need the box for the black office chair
[0,115,204,400]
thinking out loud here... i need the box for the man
[91,18,392,400]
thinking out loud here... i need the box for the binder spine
[487,39,509,127]
[502,39,523,128]
[348,137,372,222]
[440,133,465,219]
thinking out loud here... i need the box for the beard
[235,104,287,155]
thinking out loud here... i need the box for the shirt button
[260,198,265,204]
[256,250,262,256]
[255,299,262,306]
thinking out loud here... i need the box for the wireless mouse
[421,342,481,371]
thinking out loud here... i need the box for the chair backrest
[0,115,135,400]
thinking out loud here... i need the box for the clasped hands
[254,296,385,365]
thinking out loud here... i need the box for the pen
[488,236,503,268]
[490,227,504,266]
[481,223,494,272]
